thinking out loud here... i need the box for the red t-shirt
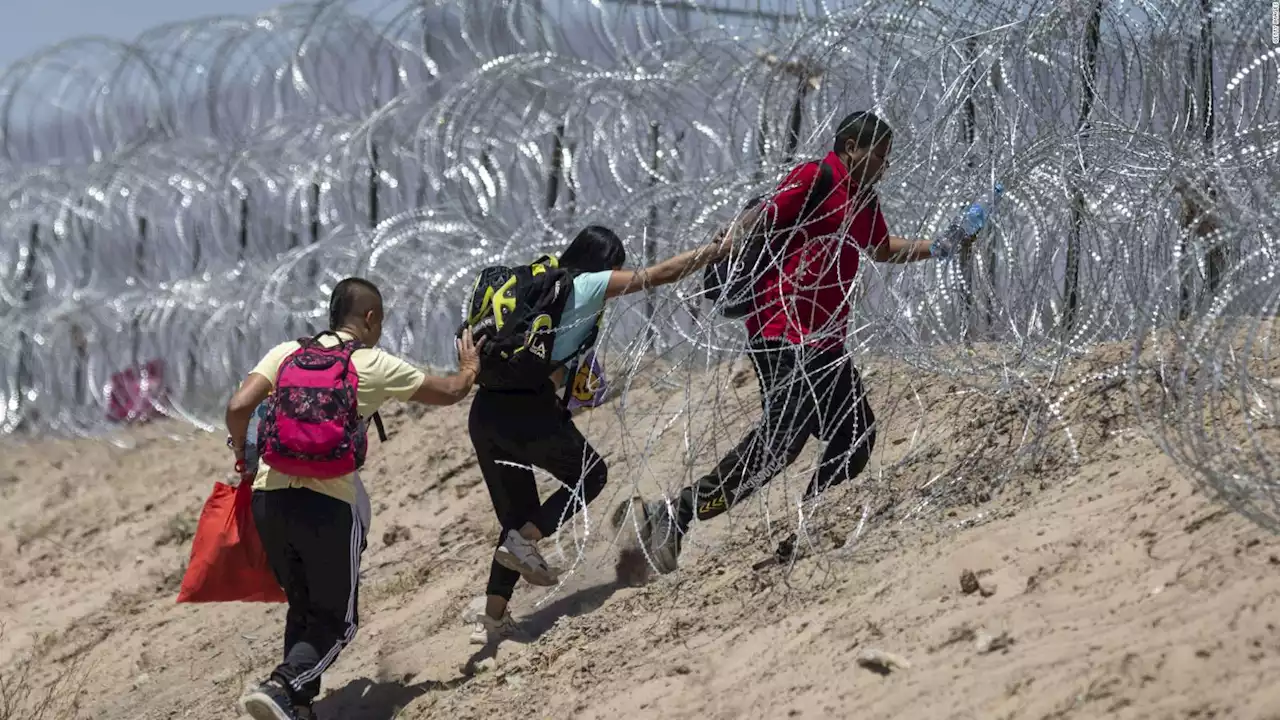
[743,152,889,351]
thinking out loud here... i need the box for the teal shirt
[552,271,610,363]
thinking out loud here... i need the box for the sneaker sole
[494,546,558,586]
[240,694,293,720]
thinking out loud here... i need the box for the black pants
[251,488,365,706]
[676,338,877,532]
[469,385,608,600]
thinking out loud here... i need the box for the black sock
[675,486,695,535]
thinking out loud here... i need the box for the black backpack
[460,254,600,398]
[703,160,834,318]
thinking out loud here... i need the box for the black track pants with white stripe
[251,487,364,705]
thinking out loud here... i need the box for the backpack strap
[530,254,559,273]
[804,160,834,222]
[290,331,387,440]
[296,330,361,351]
[558,312,603,408]
[302,330,340,347]
[767,159,833,250]
[321,335,387,441]
[732,159,835,278]
[320,338,388,444]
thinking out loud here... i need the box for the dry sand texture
[2,346,1280,720]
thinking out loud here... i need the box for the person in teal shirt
[466,225,728,645]
[550,268,610,366]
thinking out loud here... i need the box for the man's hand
[226,434,251,485]
[410,331,484,407]
[709,236,734,264]
[228,438,255,485]
[456,330,482,377]
[711,227,735,260]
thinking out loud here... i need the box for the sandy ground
[2,349,1280,720]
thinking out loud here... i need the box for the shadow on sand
[456,579,624,673]
[520,579,621,639]
[314,674,469,720]
[318,580,623,718]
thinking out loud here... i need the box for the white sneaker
[469,611,525,645]
[494,532,559,586]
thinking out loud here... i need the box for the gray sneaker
[613,496,681,578]
[642,499,681,575]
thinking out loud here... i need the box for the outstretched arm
[410,333,483,405]
[604,239,729,299]
[865,201,938,264]
[870,235,935,263]
[711,161,820,256]
[601,162,825,299]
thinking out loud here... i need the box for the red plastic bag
[176,480,286,603]
[106,359,168,424]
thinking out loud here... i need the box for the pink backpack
[258,332,366,479]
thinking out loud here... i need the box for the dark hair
[328,277,383,330]
[834,111,893,154]
[558,225,627,273]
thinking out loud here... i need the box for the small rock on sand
[857,649,911,675]
[383,524,411,547]
[976,631,1014,654]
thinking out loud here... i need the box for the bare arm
[603,163,823,299]
[410,333,483,405]
[410,370,477,405]
[605,240,730,299]
[225,374,273,462]
[870,235,936,264]
[708,165,813,259]
[720,205,764,252]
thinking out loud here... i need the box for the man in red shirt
[623,111,945,575]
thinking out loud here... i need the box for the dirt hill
[3,351,1279,719]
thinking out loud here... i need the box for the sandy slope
[2,354,1280,720]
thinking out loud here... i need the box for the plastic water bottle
[932,182,1004,260]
